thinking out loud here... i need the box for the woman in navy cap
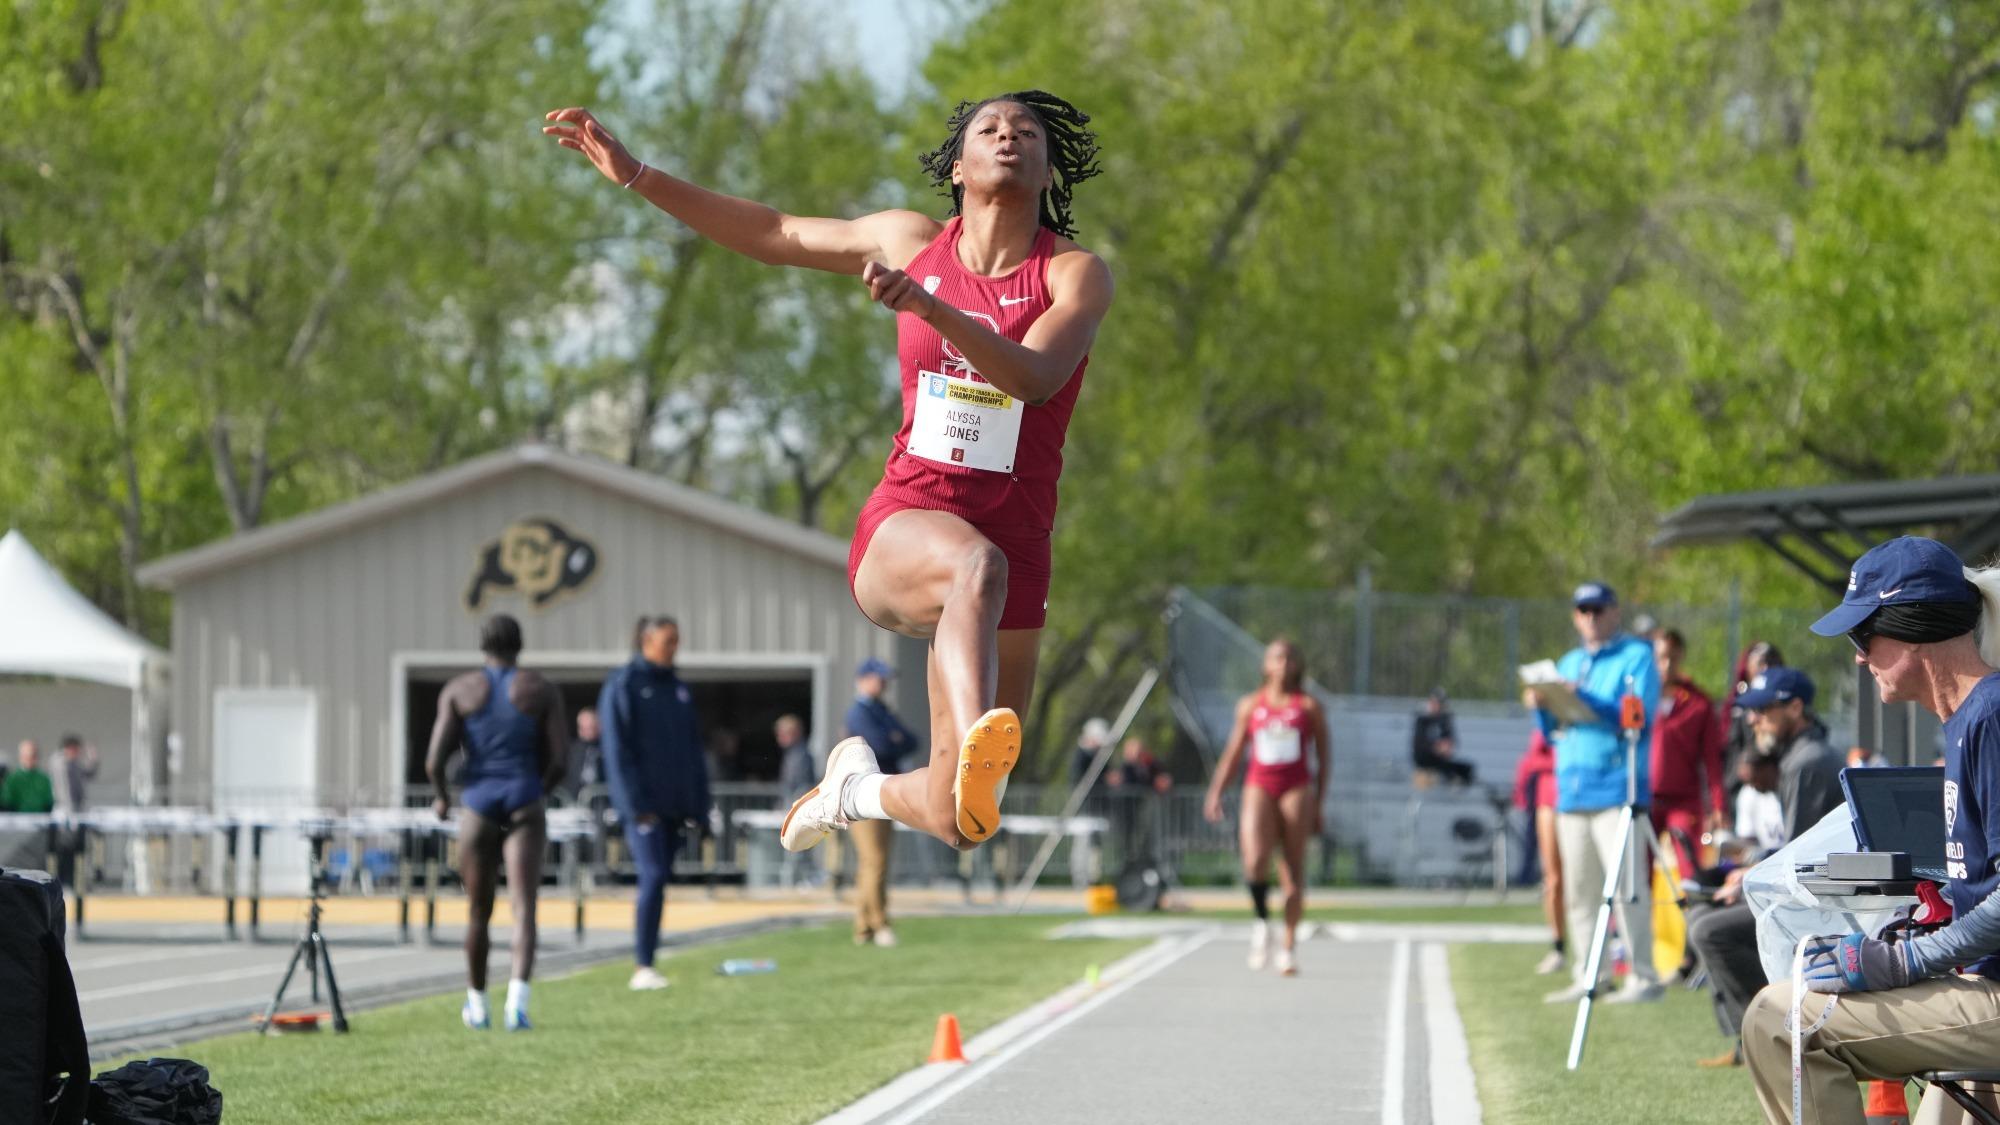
[1741,537,2000,1124]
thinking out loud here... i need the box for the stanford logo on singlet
[910,309,1023,473]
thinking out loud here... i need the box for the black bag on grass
[0,866,88,1125]
[87,1059,223,1125]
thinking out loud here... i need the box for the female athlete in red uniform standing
[1205,638,1331,975]
[545,92,1110,852]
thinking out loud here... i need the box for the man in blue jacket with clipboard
[1527,582,1664,1006]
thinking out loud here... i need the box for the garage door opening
[402,661,817,793]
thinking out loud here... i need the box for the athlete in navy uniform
[428,614,568,1031]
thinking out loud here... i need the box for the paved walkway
[825,922,1495,1125]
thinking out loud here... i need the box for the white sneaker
[780,737,880,852]
[1534,949,1568,975]
[1274,946,1298,977]
[1603,980,1666,1004]
[1248,922,1270,971]
[1543,979,1605,1004]
[629,967,669,991]
[872,927,898,948]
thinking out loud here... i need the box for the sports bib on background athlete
[1252,723,1302,767]
[909,369,1023,473]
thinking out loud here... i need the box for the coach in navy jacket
[598,616,709,985]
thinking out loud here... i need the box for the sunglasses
[1575,604,1612,617]
[1847,625,1875,657]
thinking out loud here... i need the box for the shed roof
[137,444,851,588]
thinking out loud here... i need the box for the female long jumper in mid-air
[544,91,1111,851]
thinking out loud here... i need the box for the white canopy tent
[0,529,169,805]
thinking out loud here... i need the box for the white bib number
[909,369,1022,473]
[1253,725,1302,766]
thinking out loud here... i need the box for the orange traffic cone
[928,1013,966,1064]
[1864,1079,1910,1125]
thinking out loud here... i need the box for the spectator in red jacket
[1513,729,1565,975]
[1651,628,1724,878]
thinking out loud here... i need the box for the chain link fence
[1192,579,1860,733]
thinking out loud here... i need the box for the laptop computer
[1841,766,1949,882]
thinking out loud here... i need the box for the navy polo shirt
[1945,672,2000,979]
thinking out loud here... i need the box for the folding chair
[1920,1071,2000,1124]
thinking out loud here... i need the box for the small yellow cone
[1085,964,1101,988]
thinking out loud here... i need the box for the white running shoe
[1275,945,1298,977]
[873,927,898,948]
[1543,979,1607,1004]
[1603,980,1666,1005]
[781,737,880,852]
[1534,949,1568,975]
[629,967,670,991]
[461,1001,490,1030]
[1248,922,1270,971]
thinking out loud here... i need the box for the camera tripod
[260,827,349,1034]
[1565,681,1661,1070]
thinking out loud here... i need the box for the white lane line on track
[76,947,408,1003]
[1382,938,1410,1125]
[71,946,240,973]
[1421,942,1483,1125]
[70,929,406,973]
[828,930,1215,1125]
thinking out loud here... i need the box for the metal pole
[1503,602,1521,699]
[1007,669,1161,911]
[1353,568,1374,696]
[1725,579,1743,707]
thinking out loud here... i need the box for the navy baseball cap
[1809,536,1977,637]
[1572,582,1617,609]
[855,656,895,680]
[1736,667,1815,709]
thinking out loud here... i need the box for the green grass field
[1450,943,1761,1124]
[129,916,1144,1125]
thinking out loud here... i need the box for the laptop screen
[1842,766,1947,870]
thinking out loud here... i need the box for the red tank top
[1245,691,1316,788]
[871,218,1089,532]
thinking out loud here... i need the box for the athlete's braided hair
[918,90,1102,238]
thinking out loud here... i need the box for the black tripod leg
[316,933,350,1032]
[260,939,312,1032]
[308,930,322,1002]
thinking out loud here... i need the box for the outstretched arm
[543,107,939,274]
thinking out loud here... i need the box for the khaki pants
[1557,807,1658,988]
[1744,976,2000,1125]
[852,819,893,940]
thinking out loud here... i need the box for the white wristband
[622,162,647,190]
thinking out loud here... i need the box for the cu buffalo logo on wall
[465,518,598,611]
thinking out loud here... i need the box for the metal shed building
[137,443,915,812]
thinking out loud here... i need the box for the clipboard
[1519,660,1600,726]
